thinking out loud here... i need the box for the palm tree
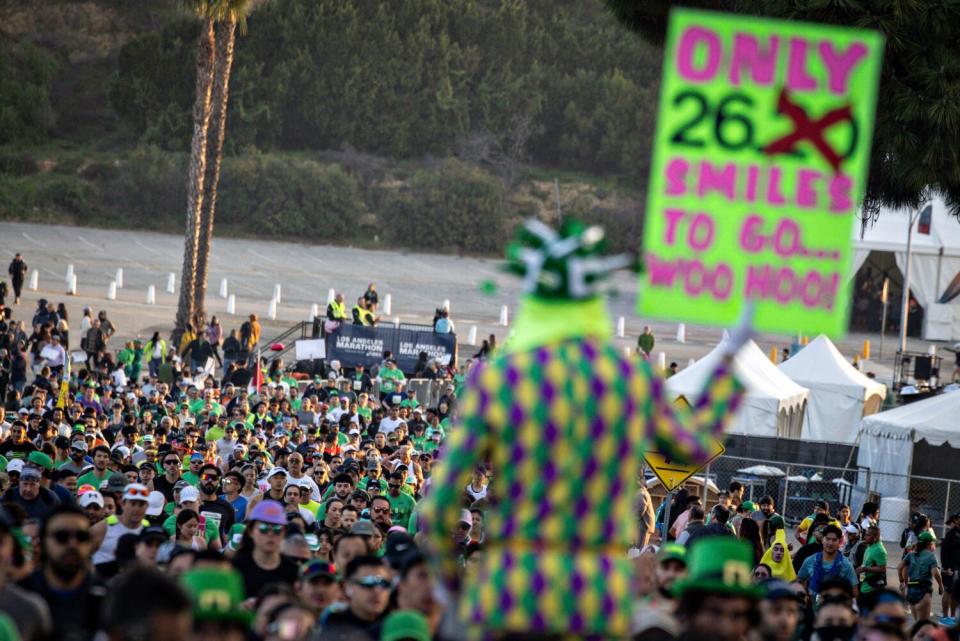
[175,0,229,339]
[193,0,252,322]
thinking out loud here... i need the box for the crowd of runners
[0,251,957,641]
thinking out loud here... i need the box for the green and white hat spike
[506,218,636,300]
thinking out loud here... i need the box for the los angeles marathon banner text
[324,324,458,375]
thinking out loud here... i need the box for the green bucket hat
[672,538,762,598]
[180,568,251,625]
[382,610,431,641]
[27,451,53,471]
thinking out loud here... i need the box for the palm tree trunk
[194,17,237,322]
[175,16,217,337]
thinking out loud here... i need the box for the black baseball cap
[138,526,168,544]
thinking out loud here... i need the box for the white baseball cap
[121,483,151,502]
[79,491,105,508]
[266,467,288,481]
[146,491,166,516]
[178,486,200,504]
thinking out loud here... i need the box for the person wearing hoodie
[761,528,798,581]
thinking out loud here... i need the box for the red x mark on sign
[763,88,854,172]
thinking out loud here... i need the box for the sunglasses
[164,459,180,465]
[125,487,150,498]
[257,523,284,535]
[200,473,220,482]
[372,507,390,514]
[352,576,392,590]
[49,529,92,544]
[388,484,401,489]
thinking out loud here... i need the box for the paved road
[0,220,936,382]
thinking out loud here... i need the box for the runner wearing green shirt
[399,390,419,410]
[386,472,416,525]
[181,454,205,487]
[76,446,116,488]
[379,360,406,404]
[162,494,219,548]
[422,431,442,454]
[900,531,943,622]
[857,525,888,595]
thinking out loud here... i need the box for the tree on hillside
[193,0,251,322]
[602,0,960,218]
[175,0,225,339]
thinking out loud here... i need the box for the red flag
[917,204,932,235]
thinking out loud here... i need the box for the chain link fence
[647,454,960,538]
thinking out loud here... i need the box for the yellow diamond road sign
[643,395,726,492]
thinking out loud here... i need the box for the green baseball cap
[658,543,687,566]
[180,568,251,625]
[382,610,431,641]
[672,538,762,598]
[918,531,937,544]
[741,501,757,512]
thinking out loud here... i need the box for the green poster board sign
[638,9,884,336]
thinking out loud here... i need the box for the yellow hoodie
[761,528,797,581]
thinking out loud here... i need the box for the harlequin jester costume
[421,219,747,639]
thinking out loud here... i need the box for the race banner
[325,324,457,375]
[394,328,457,374]
[638,9,883,336]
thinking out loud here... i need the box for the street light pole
[899,208,922,354]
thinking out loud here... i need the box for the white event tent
[856,390,960,498]
[853,195,960,340]
[667,339,809,438]
[778,335,887,443]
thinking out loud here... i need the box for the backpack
[900,527,912,550]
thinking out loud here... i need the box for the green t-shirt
[189,399,223,418]
[77,469,116,489]
[860,541,888,593]
[399,398,419,409]
[380,368,405,394]
[182,471,200,487]
[904,549,939,588]
[387,491,417,527]
[162,512,218,546]
[205,426,226,443]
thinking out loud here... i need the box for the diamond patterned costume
[421,293,744,639]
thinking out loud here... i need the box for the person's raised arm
[644,305,754,466]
